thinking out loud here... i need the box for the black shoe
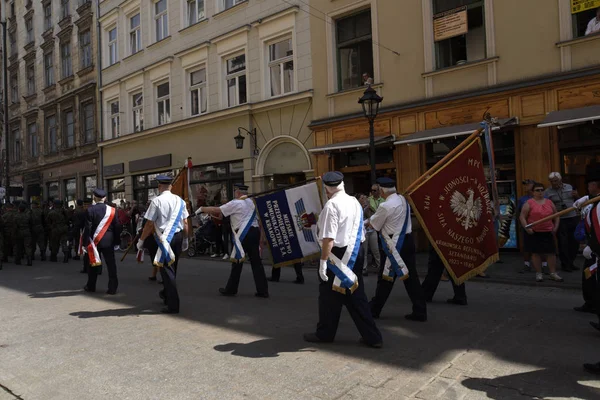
[590,321,600,332]
[160,307,179,314]
[359,337,383,349]
[106,289,117,295]
[40,255,46,261]
[80,269,87,274]
[303,333,332,343]
[15,260,21,265]
[148,276,157,281]
[63,254,69,263]
[294,277,305,284]
[405,313,427,322]
[159,290,166,301]
[574,304,596,314]
[83,286,95,293]
[73,256,80,261]
[0,263,3,270]
[26,258,32,266]
[267,277,279,282]
[219,288,236,297]
[571,264,580,271]
[584,362,600,375]
[447,297,468,306]
[562,266,573,272]
[255,292,270,298]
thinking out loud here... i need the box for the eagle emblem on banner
[295,199,317,242]
[450,188,482,230]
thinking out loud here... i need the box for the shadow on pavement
[214,338,317,358]
[29,289,84,299]
[70,307,160,318]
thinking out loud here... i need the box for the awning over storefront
[308,135,395,153]
[537,105,600,128]
[394,118,518,146]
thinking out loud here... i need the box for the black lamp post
[234,127,259,155]
[358,85,383,184]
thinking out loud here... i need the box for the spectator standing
[518,180,548,273]
[520,182,563,283]
[545,172,580,272]
[369,184,384,212]
[358,194,379,276]
[585,8,600,36]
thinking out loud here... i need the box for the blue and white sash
[327,200,362,294]
[379,197,410,282]
[153,198,185,267]
[230,204,257,263]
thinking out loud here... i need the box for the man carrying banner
[303,172,382,348]
[83,189,120,295]
[137,175,189,314]
[422,245,468,305]
[367,177,427,322]
[197,184,269,298]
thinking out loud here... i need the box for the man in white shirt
[586,8,600,36]
[367,177,427,322]
[138,175,189,314]
[303,172,383,348]
[198,183,269,298]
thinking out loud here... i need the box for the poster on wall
[497,194,518,249]
[433,6,468,42]
[571,0,600,13]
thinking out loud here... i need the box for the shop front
[39,157,98,204]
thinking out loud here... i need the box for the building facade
[98,0,313,207]
[308,0,600,250]
[4,0,100,205]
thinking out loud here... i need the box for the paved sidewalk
[0,256,598,399]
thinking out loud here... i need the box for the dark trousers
[214,224,224,254]
[582,257,597,307]
[370,233,427,318]
[85,246,118,292]
[72,228,81,258]
[225,227,268,295]
[147,231,183,312]
[316,245,382,345]
[222,229,230,255]
[270,263,304,281]
[422,246,467,302]
[557,216,580,269]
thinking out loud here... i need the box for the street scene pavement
[0,254,599,400]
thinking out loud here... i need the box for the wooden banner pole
[525,196,600,229]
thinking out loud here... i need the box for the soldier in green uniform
[0,205,4,270]
[13,202,33,266]
[31,201,47,261]
[46,200,70,263]
[71,200,86,261]
[43,201,53,256]
[2,203,16,262]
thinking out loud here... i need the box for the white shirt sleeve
[144,199,159,222]
[319,204,339,240]
[586,19,594,35]
[369,204,388,232]
[182,202,190,219]
[220,201,237,217]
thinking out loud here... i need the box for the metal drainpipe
[2,18,9,197]
[96,0,104,188]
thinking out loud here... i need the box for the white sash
[230,204,257,263]
[87,206,116,267]
[327,199,362,294]
[153,198,185,267]
[379,196,410,282]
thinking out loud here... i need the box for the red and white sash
[584,203,600,245]
[77,229,84,256]
[87,205,116,267]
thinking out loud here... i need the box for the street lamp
[358,85,383,184]
[234,127,260,155]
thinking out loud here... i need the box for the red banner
[407,136,498,284]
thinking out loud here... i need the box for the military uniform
[13,202,33,266]
[46,200,70,262]
[72,201,86,261]
[31,202,47,261]
[0,208,4,269]
[2,203,16,261]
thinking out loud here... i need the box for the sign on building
[571,0,600,14]
[433,6,468,42]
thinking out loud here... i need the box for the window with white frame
[268,38,294,97]
[187,0,205,26]
[433,0,486,70]
[26,63,35,96]
[108,27,118,66]
[225,54,247,107]
[190,68,207,116]
[61,42,72,78]
[63,109,75,148]
[10,72,18,103]
[154,0,168,42]
[132,92,143,132]
[82,102,95,143]
[336,9,373,90]
[110,101,120,138]
[44,51,55,87]
[25,16,34,44]
[12,126,21,162]
[156,82,170,125]
[28,121,38,158]
[61,0,70,20]
[223,0,244,11]
[130,13,141,55]
[44,2,52,31]
[46,114,57,153]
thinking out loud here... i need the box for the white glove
[583,246,593,260]
[319,259,329,282]
[136,239,144,251]
[574,196,589,210]
[182,238,189,252]
[194,206,203,216]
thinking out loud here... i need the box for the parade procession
[2,0,600,398]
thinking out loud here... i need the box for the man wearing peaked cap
[367,177,428,322]
[137,175,189,313]
[198,182,269,298]
[304,171,383,348]
[83,188,121,295]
